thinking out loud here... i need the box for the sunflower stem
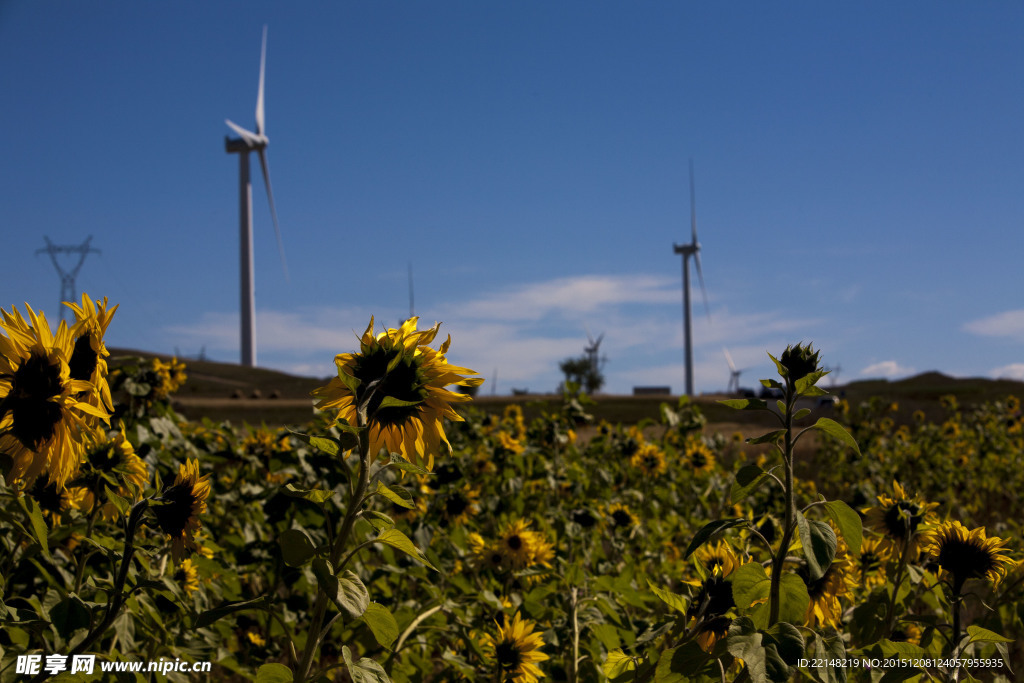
[884,533,912,638]
[31,500,148,683]
[768,386,796,627]
[295,422,372,683]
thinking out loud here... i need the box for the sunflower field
[1,296,1023,683]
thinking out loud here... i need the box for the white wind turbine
[672,159,710,397]
[224,25,288,368]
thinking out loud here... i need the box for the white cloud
[456,274,679,321]
[963,310,1024,342]
[164,274,828,394]
[859,360,915,379]
[991,363,1024,381]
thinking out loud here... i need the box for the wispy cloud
[860,360,915,379]
[165,274,827,393]
[991,363,1024,381]
[963,310,1024,342]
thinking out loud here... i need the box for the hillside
[108,349,1024,428]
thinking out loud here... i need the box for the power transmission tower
[36,236,101,321]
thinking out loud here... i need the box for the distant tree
[559,354,605,394]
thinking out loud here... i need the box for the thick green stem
[31,501,148,683]
[295,427,372,683]
[768,390,796,626]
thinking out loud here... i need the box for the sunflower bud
[779,343,821,382]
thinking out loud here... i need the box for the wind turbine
[224,25,287,368]
[672,159,710,397]
[723,347,748,395]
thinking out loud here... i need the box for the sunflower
[438,484,480,527]
[854,535,889,591]
[890,622,922,646]
[0,304,108,489]
[923,520,1017,593]
[800,552,855,628]
[686,573,736,653]
[29,477,75,526]
[312,316,482,470]
[605,503,639,532]
[76,424,149,520]
[174,558,199,595]
[479,612,549,683]
[693,540,742,579]
[682,439,716,474]
[497,519,545,571]
[152,459,212,560]
[64,294,117,413]
[863,481,938,559]
[630,443,666,477]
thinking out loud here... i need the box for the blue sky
[3,2,1023,395]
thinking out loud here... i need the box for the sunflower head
[65,294,118,412]
[480,612,549,683]
[683,439,716,474]
[174,558,200,595]
[312,317,481,470]
[630,442,666,477]
[605,502,639,531]
[863,481,938,557]
[152,459,212,560]
[777,342,822,384]
[923,520,1017,593]
[0,304,108,489]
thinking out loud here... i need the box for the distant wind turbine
[672,159,710,397]
[224,25,288,368]
[723,347,749,395]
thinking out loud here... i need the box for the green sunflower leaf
[603,649,636,678]
[823,500,863,555]
[374,481,414,509]
[103,485,131,517]
[809,418,861,456]
[726,618,790,683]
[18,496,50,560]
[388,453,431,475]
[337,570,370,618]
[719,398,768,411]
[646,580,688,614]
[966,624,1014,644]
[377,396,423,410]
[655,642,719,681]
[255,663,293,683]
[279,528,316,567]
[746,430,787,445]
[342,646,392,683]
[731,562,770,608]
[731,464,770,502]
[374,528,437,571]
[362,602,399,650]
[796,512,837,582]
[193,596,273,629]
[683,518,746,559]
[281,483,335,504]
[337,369,362,395]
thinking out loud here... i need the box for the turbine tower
[36,236,100,322]
[672,159,709,397]
[224,25,287,367]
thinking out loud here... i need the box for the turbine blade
[689,158,698,245]
[257,149,289,282]
[256,25,267,136]
[723,347,737,372]
[694,252,710,320]
[226,119,260,146]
